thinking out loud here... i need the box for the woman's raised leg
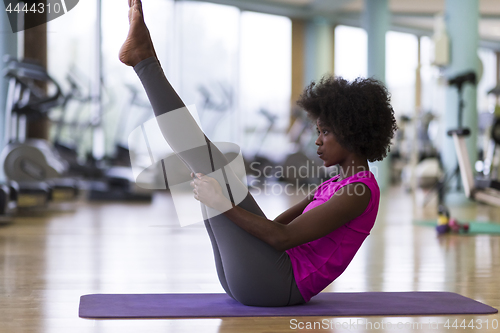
[120,0,253,205]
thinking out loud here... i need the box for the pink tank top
[286,171,380,302]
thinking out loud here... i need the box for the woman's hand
[190,173,233,212]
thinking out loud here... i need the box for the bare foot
[119,0,157,67]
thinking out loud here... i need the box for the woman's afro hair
[297,75,397,162]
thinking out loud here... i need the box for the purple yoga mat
[79,292,497,318]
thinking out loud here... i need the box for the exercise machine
[197,81,233,140]
[474,86,500,188]
[442,71,500,207]
[87,83,154,202]
[0,58,79,209]
[243,108,279,181]
[425,71,476,207]
[449,127,500,207]
[51,67,101,178]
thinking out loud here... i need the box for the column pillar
[291,18,334,129]
[442,0,479,202]
[313,19,334,80]
[24,10,49,140]
[304,18,335,86]
[363,0,390,191]
[291,18,305,124]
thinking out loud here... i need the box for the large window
[174,2,240,143]
[334,25,367,80]
[420,35,444,115]
[48,1,291,162]
[386,31,419,118]
[47,0,98,157]
[239,11,291,157]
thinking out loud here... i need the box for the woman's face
[315,119,350,167]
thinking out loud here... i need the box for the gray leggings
[134,57,304,306]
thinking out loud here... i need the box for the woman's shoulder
[313,170,379,200]
[312,174,341,197]
[344,171,379,189]
[326,170,380,202]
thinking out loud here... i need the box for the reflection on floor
[1,184,499,332]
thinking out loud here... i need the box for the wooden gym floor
[1,184,499,333]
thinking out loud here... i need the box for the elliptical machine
[432,71,500,208]
[432,71,476,207]
[86,83,154,202]
[51,68,100,178]
[0,58,79,209]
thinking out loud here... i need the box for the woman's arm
[273,190,315,225]
[192,174,371,251]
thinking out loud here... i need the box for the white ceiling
[267,0,500,15]
[193,0,500,47]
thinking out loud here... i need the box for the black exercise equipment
[0,58,79,209]
[437,70,500,207]
[431,71,477,206]
[86,83,154,202]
